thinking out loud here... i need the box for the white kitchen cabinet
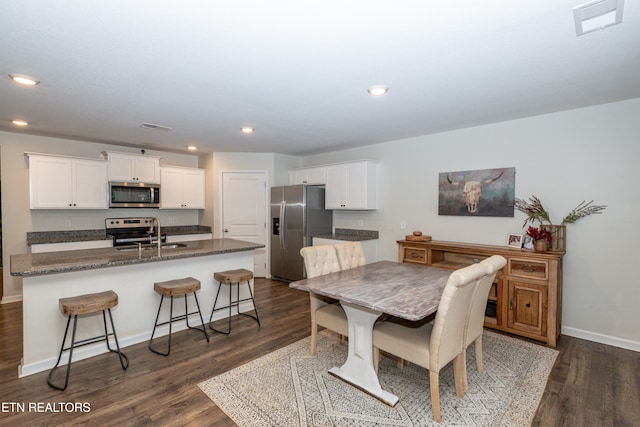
[325,161,377,210]
[160,166,205,209]
[28,154,108,209]
[104,151,161,183]
[313,237,378,263]
[288,167,327,185]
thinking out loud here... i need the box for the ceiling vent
[573,0,624,36]
[140,122,173,131]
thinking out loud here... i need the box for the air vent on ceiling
[573,0,624,36]
[140,122,173,131]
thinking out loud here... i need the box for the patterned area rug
[199,330,558,426]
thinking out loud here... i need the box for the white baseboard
[1,295,22,304]
[18,300,256,377]
[562,326,640,352]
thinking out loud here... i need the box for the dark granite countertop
[26,229,111,245]
[26,225,212,245]
[313,228,378,241]
[11,238,261,277]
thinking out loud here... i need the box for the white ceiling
[1,1,639,156]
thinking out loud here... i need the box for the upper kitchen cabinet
[27,153,108,209]
[325,161,378,210]
[103,151,160,183]
[289,167,327,185]
[160,166,205,209]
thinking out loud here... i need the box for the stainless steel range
[105,217,166,247]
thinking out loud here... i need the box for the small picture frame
[523,235,534,249]
[506,233,523,248]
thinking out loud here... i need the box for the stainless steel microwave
[109,182,160,208]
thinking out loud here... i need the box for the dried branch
[561,200,607,224]
[514,196,552,228]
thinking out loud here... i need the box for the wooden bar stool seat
[209,269,260,335]
[149,277,209,356]
[47,290,129,391]
[154,278,202,297]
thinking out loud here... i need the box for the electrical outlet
[64,219,71,228]
[358,219,364,227]
[400,220,407,230]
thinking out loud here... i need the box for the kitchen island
[11,238,263,377]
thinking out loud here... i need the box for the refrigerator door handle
[279,201,286,249]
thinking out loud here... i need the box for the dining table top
[289,260,453,321]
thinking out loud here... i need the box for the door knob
[224,229,229,233]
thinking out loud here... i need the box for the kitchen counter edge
[11,238,262,277]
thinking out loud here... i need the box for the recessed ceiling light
[187,145,197,151]
[9,74,40,86]
[367,85,389,96]
[574,0,624,36]
[11,120,29,126]
[241,127,254,134]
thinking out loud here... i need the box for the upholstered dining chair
[372,262,489,423]
[461,255,507,391]
[300,245,349,356]
[334,241,366,270]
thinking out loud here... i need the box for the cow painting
[439,167,515,217]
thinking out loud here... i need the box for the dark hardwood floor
[1,278,638,426]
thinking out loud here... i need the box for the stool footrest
[211,295,257,311]
[59,331,118,351]
[153,310,207,328]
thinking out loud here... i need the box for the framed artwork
[438,167,515,217]
[506,233,523,248]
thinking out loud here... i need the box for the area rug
[198,330,558,426]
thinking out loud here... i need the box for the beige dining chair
[334,241,366,270]
[461,255,507,391]
[372,262,488,423]
[300,245,349,356]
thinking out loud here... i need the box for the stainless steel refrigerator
[271,185,333,281]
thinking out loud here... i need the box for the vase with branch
[514,196,606,252]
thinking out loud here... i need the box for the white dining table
[290,260,452,406]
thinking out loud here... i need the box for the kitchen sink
[116,246,145,252]
[116,243,188,252]
[161,243,187,249]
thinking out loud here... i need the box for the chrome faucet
[149,217,161,256]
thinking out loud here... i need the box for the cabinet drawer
[509,258,548,280]
[403,247,427,264]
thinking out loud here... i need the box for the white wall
[0,132,201,300]
[208,152,300,238]
[301,98,640,350]
[2,98,638,350]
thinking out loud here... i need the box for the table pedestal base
[328,302,399,406]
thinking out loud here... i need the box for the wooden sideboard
[397,240,564,347]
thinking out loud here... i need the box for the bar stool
[149,277,210,356]
[209,269,260,334]
[47,290,129,391]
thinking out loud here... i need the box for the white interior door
[222,171,268,277]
